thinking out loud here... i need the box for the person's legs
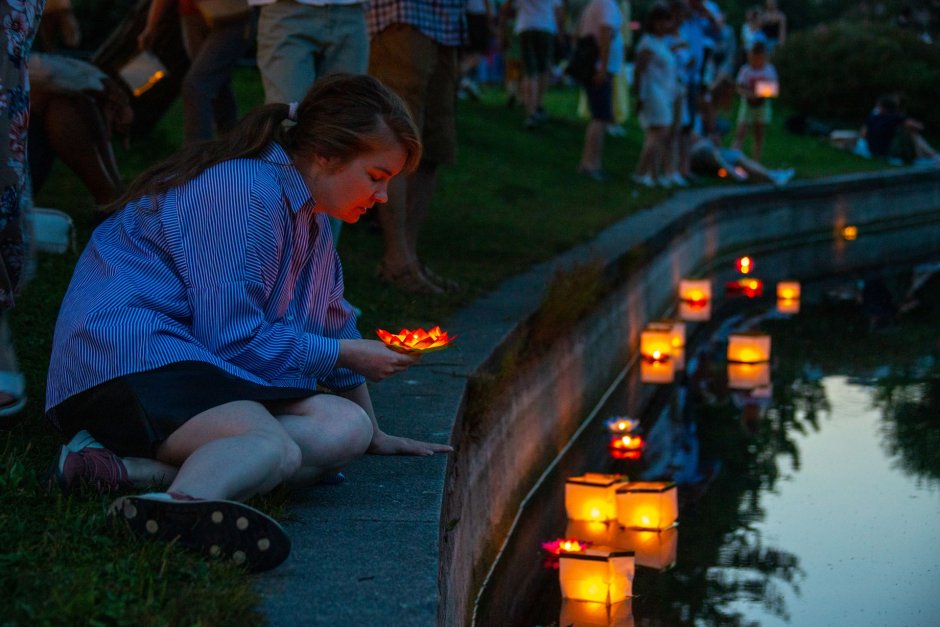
[635,126,667,178]
[256,1,321,104]
[579,76,613,175]
[751,121,765,161]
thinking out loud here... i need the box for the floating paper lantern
[842,225,858,241]
[776,281,800,300]
[559,598,633,627]
[604,417,640,435]
[559,546,635,604]
[609,434,644,454]
[754,80,779,98]
[727,362,770,390]
[375,326,455,353]
[640,358,674,384]
[609,525,679,571]
[566,520,614,548]
[640,327,672,363]
[727,332,771,364]
[566,473,629,522]
[119,51,168,97]
[725,278,763,298]
[736,256,753,275]
[647,320,685,349]
[678,279,712,321]
[615,482,678,530]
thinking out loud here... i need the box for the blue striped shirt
[367,0,467,47]
[46,143,365,410]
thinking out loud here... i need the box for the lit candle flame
[376,326,456,353]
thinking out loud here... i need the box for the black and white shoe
[108,493,291,573]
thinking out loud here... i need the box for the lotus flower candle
[604,417,640,435]
[376,326,455,354]
[559,546,635,604]
[566,473,630,522]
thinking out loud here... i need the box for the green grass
[1,68,888,624]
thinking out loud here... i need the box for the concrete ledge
[256,168,940,626]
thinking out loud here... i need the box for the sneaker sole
[109,496,291,573]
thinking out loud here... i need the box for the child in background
[731,41,777,161]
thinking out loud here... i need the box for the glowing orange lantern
[727,362,770,390]
[566,520,614,548]
[615,482,678,530]
[640,327,672,363]
[559,598,633,627]
[647,320,685,349]
[566,473,629,522]
[119,51,169,97]
[375,326,455,353]
[776,281,800,300]
[736,256,753,275]
[604,417,640,434]
[559,546,635,604]
[754,80,779,98]
[842,225,858,241]
[609,434,644,453]
[727,331,771,364]
[678,279,711,321]
[640,358,674,384]
[718,167,728,178]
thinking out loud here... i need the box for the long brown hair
[108,73,422,212]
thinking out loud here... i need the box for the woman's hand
[368,429,454,456]
[338,339,420,381]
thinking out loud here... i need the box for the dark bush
[774,21,940,132]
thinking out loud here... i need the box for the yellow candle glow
[776,281,801,300]
[777,297,800,315]
[727,332,771,363]
[647,320,686,349]
[678,279,712,321]
[566,473,630,522]
[615,482,678,530]
[375,326,455,353]
[754,80,779,98]
[736,256,753,275]
[640,327,672,363]
[559,546,635,604]
[842,225,858,241]
[559,598,633,627]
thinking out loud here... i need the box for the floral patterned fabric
[0,0,42,309]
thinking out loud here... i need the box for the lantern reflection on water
[678,279,711,321]
[640,358,674,384]
[727,331,771,364]
[559,598,634,627]
[559,546,635,604]
[727,362,771,390]
[609,525,679,571]
[566,520,614,547]
[615,482,678,530]
[565,473,629,522]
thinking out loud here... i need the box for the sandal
[0,370,26,417]
[109,493,291,573]
[376,262,444,295]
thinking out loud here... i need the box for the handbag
[565,35,599,86]
[27,207,75,255]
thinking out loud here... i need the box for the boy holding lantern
[731,40,778,161]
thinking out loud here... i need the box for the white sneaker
[631,174,656,188]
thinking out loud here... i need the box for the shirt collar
[260,142,316,215]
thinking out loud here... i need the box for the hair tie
[287,101,299,122]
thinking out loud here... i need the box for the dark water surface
[475,271,940,627]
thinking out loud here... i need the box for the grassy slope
[0,68,885,624]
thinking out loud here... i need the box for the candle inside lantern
[608,525,679,571]
[559,598,633,627]
[647,320,685,349]
[376,326,455,353]
[566,520,614,548]
[119,51,169,97]
[754,80,779,98]
[615,481,678,530]
[604,416,640,434]
[640,358,674,384]
[736,256,753,275]
[640,327,672,363]
[776,281,801,300]
[678,279,712,321]
[565,473,629,522]
[727,362,771,390]
[727,331,771,364]
[559,546,635,604]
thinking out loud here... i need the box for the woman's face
[310,141,408,223]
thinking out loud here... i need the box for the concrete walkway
[256,167,940,626]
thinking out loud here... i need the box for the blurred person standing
[731,40,777,161]
[760,0,786,54]
[367,0,465,294]
[509,0,564,129]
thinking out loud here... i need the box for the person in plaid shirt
[367,0,466,294]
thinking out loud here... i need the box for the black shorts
[586,75,613,122]
[464,12,489,54]
[47,361,318,458]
